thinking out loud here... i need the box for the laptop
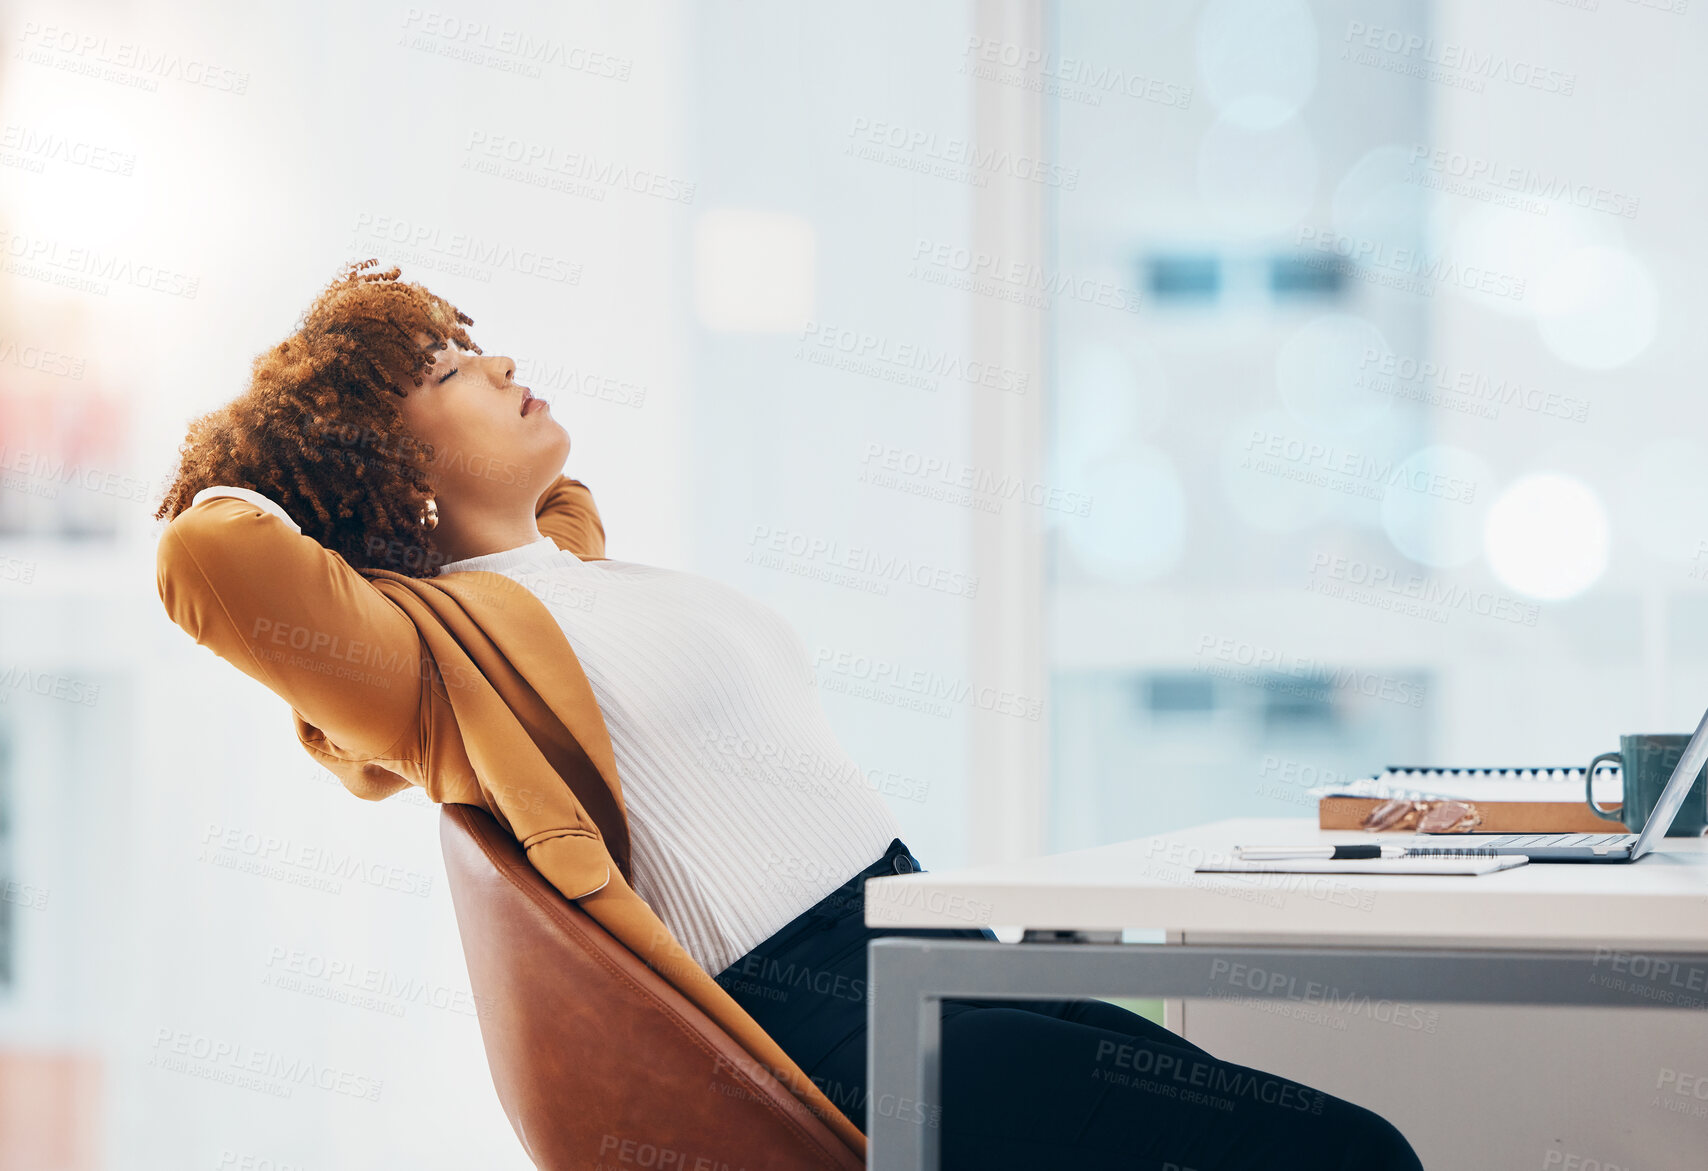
[1409,704,1708,863]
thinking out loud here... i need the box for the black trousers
[715,838,1423,1171]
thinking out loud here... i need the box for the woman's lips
[522,395,549,417]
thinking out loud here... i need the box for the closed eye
[435,366,457,384]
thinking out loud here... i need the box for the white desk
[862,819,1708,1170]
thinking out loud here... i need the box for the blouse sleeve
[157,491,424,762]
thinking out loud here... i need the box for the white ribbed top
[438,536,902,976]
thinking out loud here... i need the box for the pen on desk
[1235,844,1502,861]
[1235,845,1405,861]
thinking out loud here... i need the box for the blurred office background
[1,0,1704,1167]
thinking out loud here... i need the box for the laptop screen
[1633,704,1708,857]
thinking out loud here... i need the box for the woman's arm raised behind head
[157,493,424,764]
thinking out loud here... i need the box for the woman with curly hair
[155,261,1421,1170]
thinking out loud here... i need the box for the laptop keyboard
[1463,833,1633,848]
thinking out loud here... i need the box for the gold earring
[422,498,439,530]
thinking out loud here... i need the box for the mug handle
[1586,750,1625,822]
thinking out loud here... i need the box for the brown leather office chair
[440,804,866,1171]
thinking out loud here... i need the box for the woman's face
[397,335,570,509]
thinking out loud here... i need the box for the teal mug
[1586,734,1708,837]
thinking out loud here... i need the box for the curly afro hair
[155,260,477,577]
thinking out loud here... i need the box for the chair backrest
[439,803,865,1171]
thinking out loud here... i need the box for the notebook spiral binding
[1403,847,1510,858]
[1381,765,1620,779]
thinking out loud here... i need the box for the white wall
[3,0,695,1165]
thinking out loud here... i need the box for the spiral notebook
[1312,765,1623,833]
[1312,765,1621,804]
